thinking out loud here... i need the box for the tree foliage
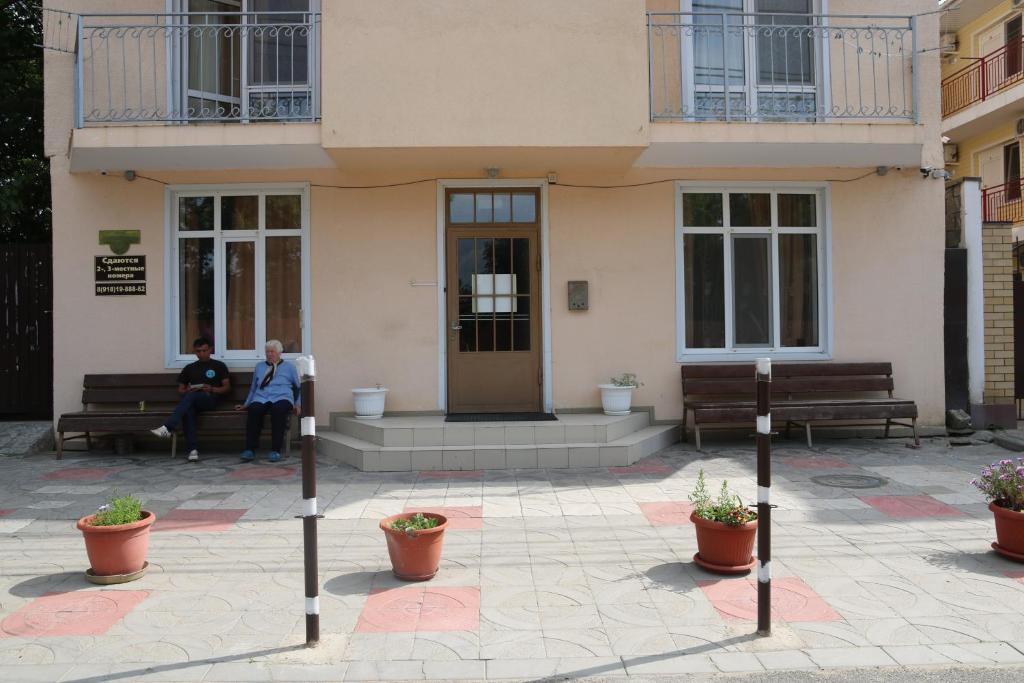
[1,0,50,243]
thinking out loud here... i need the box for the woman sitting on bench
[236,340,301,463]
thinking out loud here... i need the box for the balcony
[982,178,1024,224]
[941,37,1024,119]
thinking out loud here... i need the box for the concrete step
[327,411,651,447]
[316,423,680,472]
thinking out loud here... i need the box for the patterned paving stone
[608,459,673,475]
[152,508,247,532]
[402,506,482,530]
[859,495,966,519]
[699,577,841,623]
[417,470,483,478]
[780,456,850,470]
[638,501,694,526]
[228,466,298,481]
[0,591,148,637]
[356,586,480,633]
[42,467,120,482]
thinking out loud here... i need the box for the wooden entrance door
[445,189,541,413]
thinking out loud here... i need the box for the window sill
[677,350,832,363]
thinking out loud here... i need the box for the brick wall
[982,222,1014,404]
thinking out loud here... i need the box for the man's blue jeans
[164,392,219,451]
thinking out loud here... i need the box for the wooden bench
[681,362,919,450]
[56,373,291,459]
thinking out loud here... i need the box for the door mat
[445,413,558,422]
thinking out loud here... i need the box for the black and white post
[296,355,320,647]
[755,357,772,636]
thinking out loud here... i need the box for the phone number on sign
[95,283,147,295]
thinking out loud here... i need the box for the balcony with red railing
[982,178,1024,223]
[942,36,1024,118]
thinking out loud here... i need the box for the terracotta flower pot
[77,510,156,577]
[990,501,1024,562]
[379,512,448,581]
[690,511,757,574]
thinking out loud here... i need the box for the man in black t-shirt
[150,337,231,462]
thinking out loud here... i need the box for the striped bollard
[296,355,320,647]
[755,357,772,636]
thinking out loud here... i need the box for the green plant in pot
[379,511,449,581]
[689,469,758,574]
[76,493,156,583]
[973,458,1024,562]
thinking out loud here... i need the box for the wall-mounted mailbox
[568,280,588,311]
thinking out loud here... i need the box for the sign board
[95,255,146,295]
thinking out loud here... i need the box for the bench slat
[681,362,892,380]
[683,376,893,396]
[694,403,917,423]
[84,372,253,388]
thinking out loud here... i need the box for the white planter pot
[598,384,635,416]
[352,388,388,420]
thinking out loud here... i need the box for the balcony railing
[647,12,917,122]
[941,37,1024,118]
[72,11,320,126]
[982,179,1024,223]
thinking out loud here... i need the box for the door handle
[450,321,462,330]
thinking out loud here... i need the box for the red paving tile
[152,508,247,532]
[418,470,483,478]
[356,586,480,632]
[858,495,965,519]
[639,501,694,526]
[781,456,850,470]
[43,467,120,481]
[609,459,673,475]
[1006,571,1024,584]
[403,506,483,530]
[0,509,14,517]
[699,577,840,623]
[0,590,148,637]
[229,466,297,480]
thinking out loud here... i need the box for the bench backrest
[82,373,255,407]
[681,363,895,402]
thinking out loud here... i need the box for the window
[676,185,829,359]
[1005,141,1021,201]
[169,185,309,363]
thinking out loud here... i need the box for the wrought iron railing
[72,11,320,125]
[982,179,1024,224]
[647,12,916,122]
[941,37,1024,118]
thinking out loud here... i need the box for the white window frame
[674,181,833,362]
[164,182,311,367]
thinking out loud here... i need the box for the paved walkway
[2,436,1024,681]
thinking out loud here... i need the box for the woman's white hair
[265,339,284,353]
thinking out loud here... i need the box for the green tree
[1,0,50,244]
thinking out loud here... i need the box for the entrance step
[317,412,679,472]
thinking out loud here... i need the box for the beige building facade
[44,1,947,436]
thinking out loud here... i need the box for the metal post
[75,14,84,129]
[755,357,772,636]
[910,15,919,123]
[296,355,319,647]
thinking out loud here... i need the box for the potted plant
[353,383,388,419]
[598,373,642,416]
[972,457,1024,562]
[76,493,155,583]
[379,511,448,581]
[689,469,758,574]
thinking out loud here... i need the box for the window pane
[729,193,771,227]
[682,193,723,227]
[225,241,256,350]
[493,193,511,222]
[693,1,745,87]
[733,236,772,346]
[684,234,725,348]
[266,195,301,230]
[779,234,818,347]
[222,195,258,230]
[756,0,813,87]
[450,193,474,223]
[512,193,536,222]
[777,194,816,227]
[179,238,215,353]
[249,0,310,88]
[266,236,302,353]
[476,193,493,223]
[179,196,214,231]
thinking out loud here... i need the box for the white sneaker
[150,425,170,438]
[187,450,199,462]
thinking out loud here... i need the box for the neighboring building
[43,1,945,466]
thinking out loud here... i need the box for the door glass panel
[457,238,475,294]
[777,193,816,227]
[495,318,512,351]
[779,234,818,347]
[187,1,240,119]
[514,296,530,351]
[477,317,494,352]
[476,193,493,223]
[222,195,258,230]
[225,241,256,350]
[454,236,531,353]
[729,193,771,227]
[683,234,725,348]
[512,237,530,295]
[512,193,536,223]
[493,193,511,222]
[450,193,474,223]
[178,238,215,353]
[682,193,724,227]
[265,236,302,353]
[458,296,475,352]
[495,239,511,275]
[179,196,214,231]
[733,236,772,346]
[266,195,301,230]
